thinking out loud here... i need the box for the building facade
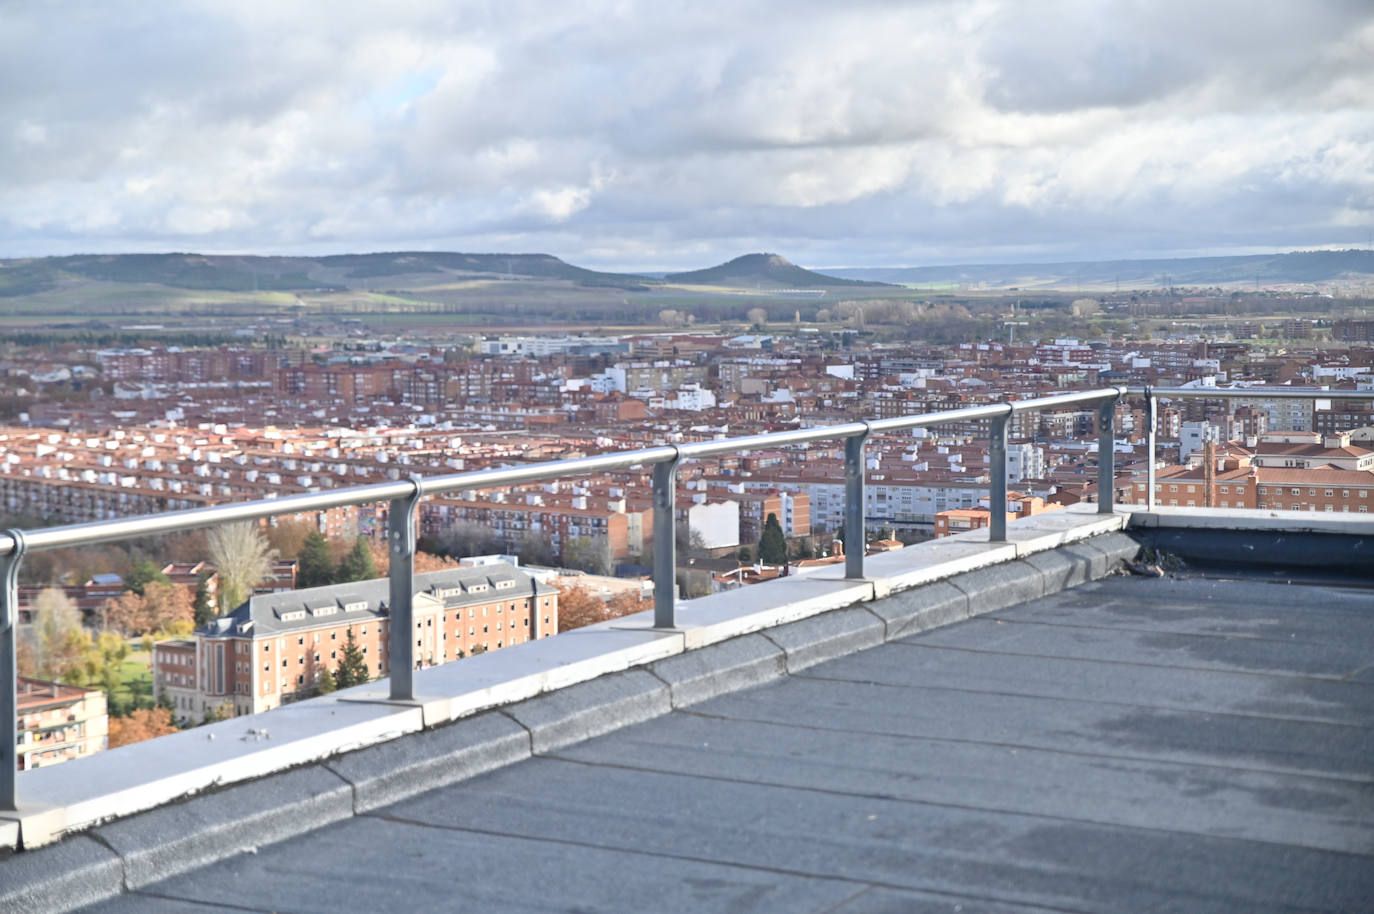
[16,677,108,771]
[154,561,558,723]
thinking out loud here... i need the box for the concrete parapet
[864,580,969,641]
[762,607,886,673]
[90,765,352,890]
[0,836,122,914]
[648,635,786,707]
[326,712,531,813]
[503,669,671,754]
[948,561,1046,617]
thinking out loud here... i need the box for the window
[1169,485,1178,492]
[1220,486,1229,494]
[1308,489,1316,497]
[298,637,304,646]
[1291,488,1301,496]
[1325,489,1334,497]
[1343,490,1350,497]
[1258,487,1267,495]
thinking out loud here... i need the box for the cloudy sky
[3,0,1372,270]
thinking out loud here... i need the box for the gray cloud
[1,0,1371,269]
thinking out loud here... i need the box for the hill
[664,253,890,288]
[0,251,654,299]
[825,250,1374,289]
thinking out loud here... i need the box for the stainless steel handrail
[5,382,1364,810]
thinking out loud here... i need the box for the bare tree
[24,588,90,681]
[439,521,505,559]
[561,536,613,576]
[208,522,279,611]
[746,307,767,327]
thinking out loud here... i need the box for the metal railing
[1133,386,1373,510]
[2,382,1367,810]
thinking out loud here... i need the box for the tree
[747,307,767,328]
[101,590,147,637]
[737,546,752,563]
[333,629,370,689]
[108,707,179,748]
[561,536,613,576]
[335,536,378,583]
[757,513,788,566]
[24,588,92,681]
[142,580,192,633]
[517,529,555,567]
[675,523,707,559]
[436,521,505,559]
[209,521,278,610]
[296,530,334,589]
[124,557,169,596]
[263,518,316,559]
[193,572,216,627]
[556,584,607,632]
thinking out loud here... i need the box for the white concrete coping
[0,504,1145,851]
[342,625,687,726]
[5,697,422,849]
[1124,505,1374,536]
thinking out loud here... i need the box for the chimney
[1203,440,1216,507]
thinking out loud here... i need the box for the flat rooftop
[79,567,1374,912]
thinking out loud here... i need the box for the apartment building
[16,677,108,771]
[421,497,644,560]
[154,562,557,723]
[735,490,811,545]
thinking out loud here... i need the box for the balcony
[1,387,1372,911]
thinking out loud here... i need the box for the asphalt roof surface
[83,572,1374,913]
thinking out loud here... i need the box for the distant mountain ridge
[0,251,651,298]
[664,253,890,288]
[825,250,1374,288]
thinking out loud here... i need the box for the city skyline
[3,1,1372,270]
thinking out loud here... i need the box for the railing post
[1144,387,1157,510]
[652,449,681,628]
[1098,391,1121,514]
[844,424,871,580]
[1,529,26,812]
[988,407,1011,542]
[388,477,422,701]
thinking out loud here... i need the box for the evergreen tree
[193,573,216,627]
[333,629,371,689]
[335,537,378,583]
[297,531,334,588]
[125,557,169,596]
[757,513,788,566]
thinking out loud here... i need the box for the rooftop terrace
[1,386,1371,912]
[2,509,1370,913]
